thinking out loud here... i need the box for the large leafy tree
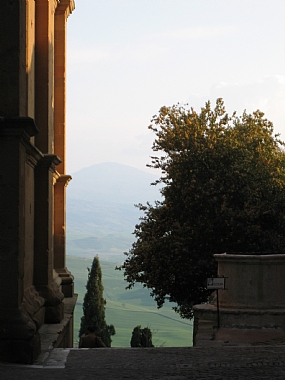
[79,255,115,346]
[119,99,285,319]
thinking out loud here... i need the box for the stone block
[45,302,64,324]
[62,282,74,297]
[0,332,41,364]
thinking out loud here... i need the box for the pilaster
[0,0,35,117]
[54,0,75,298]
[0,117,44,363]
[54,175,72,268]
[0,0,76,364]
[54,175,74,297]
[35,0,56,153]
[34,154,65,323]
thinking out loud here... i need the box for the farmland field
[67,255,193,347]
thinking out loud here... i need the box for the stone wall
[193,253,285,346]
[0,0,76,364]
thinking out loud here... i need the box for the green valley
[67,255,193,348]
[66,163,193,347]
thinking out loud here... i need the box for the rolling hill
[67,255,193,347]
[66,162,193,347]
[66,162,161,258]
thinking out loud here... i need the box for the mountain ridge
[67,162,162,258]
[68,161,161,204]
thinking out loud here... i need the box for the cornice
[0,116,39,138]
[37,154,62,173]
[55,0,60,11]
[56,174,73,186]
[56,0,75,18]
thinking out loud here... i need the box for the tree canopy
[119,98,285,319]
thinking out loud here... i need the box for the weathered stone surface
[61,283,74,298]
[216,253,285,309]
[0,0,75,364]
[193,253,285,347]
[2,346,285,379]
[23,286,45,323]
[0,307,37,340]
[0,333,41,364]
[55,268,74,297]
[36,283,64,308]
[45,303,65,324]
[39,295,77,352]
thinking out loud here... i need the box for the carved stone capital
[55,174,72,186]
[55,267,74,297]
[56,0,75,18]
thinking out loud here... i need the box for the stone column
[54,0,75,170]
[0,0,77,362]
[54,176,71,269]
[53,0,75,297]
[54,175,74,297]
[0,0,35,117]
[34,154,65,323]
[35,0,56,153]
[0,117,45,364]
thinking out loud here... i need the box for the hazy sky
[66,0,285,174]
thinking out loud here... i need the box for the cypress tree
[79,255,115,347]
[130,325,154,347]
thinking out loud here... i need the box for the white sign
[207,277,225,290]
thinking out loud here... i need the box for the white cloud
[183,76,285,139]
[211,75,284,106]
[209,75,285,135]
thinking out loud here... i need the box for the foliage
[79,255,116,346]
[130,325,154,347]
[119,98,285,319]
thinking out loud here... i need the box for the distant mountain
[67,162,160,204]
[66,162,162,258]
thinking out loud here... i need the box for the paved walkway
[1,346,285,379]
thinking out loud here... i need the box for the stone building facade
[0,0,76,363]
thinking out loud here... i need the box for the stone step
[197,320,216,333]
[195,333,214,340]
[198,319,217,326]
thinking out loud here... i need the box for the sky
[66,0,285,174]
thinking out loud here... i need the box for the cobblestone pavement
[1,346,285,379]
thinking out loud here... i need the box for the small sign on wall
[207,277,225,290]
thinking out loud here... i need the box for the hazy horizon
[66,0,285,174]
